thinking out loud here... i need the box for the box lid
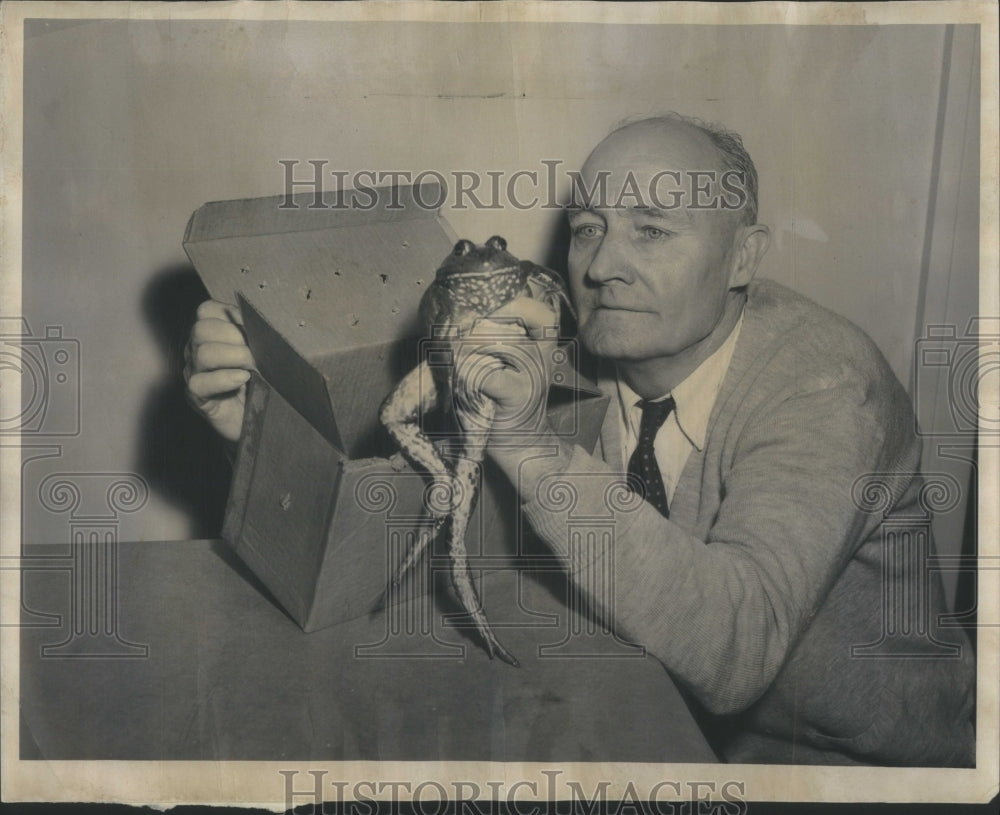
[184,185,458,454]
[184,184,457,351]
[184,184,601,457]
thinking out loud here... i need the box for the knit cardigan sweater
[522,279,975,766]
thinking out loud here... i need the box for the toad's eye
[572,223,603,240]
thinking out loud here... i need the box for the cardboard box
[184,185,609,632]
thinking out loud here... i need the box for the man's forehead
[582,119,725,178]
[562,120,751,222]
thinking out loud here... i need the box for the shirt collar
[615,311,744,451]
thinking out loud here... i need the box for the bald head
[587,117,722,174]
[580,114,759,226]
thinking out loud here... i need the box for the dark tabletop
[19,539,716,762]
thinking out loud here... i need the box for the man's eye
[572,223,603,240]
[640,225,672,240]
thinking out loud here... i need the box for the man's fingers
[461,343,535,373]
[456,349,510,381]
[189,315,249,348]
[196,299,244,326]
[466,318,528,339]
[457,345,550,402]
[476,367,529,402]
[223,302,245,327]
[187,368,251,402]
[490,297,559,335]
[192,340,255,374]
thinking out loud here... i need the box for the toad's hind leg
[379,361,451,588]
[449,400,519,667]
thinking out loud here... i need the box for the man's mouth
[592,302,652,313]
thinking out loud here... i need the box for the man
[185,114,975,766]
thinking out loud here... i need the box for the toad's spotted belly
[379,236,570,667]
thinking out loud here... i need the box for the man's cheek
[566,278,588,310]
[575,303,607,335]
[571,295,597,325]
[579,309,642,348]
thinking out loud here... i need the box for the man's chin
[578,312,661,361]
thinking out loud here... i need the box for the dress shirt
[616,312,744,504]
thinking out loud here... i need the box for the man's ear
[727,223,770,288]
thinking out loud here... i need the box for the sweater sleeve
[522,368,907,715]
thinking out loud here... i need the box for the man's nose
[584,239,634,285]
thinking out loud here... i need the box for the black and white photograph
[1,1,997,809]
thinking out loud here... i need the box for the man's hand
[454,296,574,493]
[454,297,557,435]
[183,299,255,443]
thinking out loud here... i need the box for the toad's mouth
[437,265,520,279]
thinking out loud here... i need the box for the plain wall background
[16,20,980,606]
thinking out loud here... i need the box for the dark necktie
[627,397,675,518]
